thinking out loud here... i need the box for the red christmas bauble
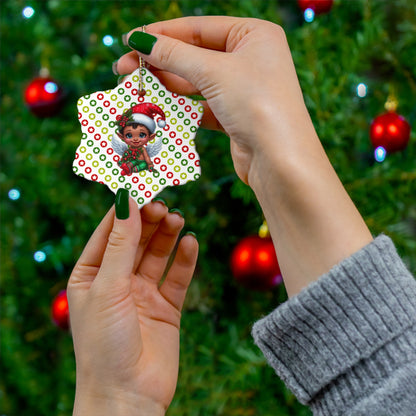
[24,76,64,117]
[51,290,69,329]
[230,235,282,290]
[298,0,334,14]
[370,111,411,153]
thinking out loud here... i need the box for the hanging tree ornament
[230,221,282,291]
[24,68,64,117]
[51,290,69,330]
[370,94,411,156]
[73,29,203,208]
[298,0,334,16]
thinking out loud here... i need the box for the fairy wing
[147,137,163,158]
[111,134,128,156]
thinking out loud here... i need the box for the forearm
[248,111,372,296]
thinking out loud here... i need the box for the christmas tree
[1,1,415,415]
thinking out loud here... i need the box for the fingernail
[112,60,119,75]
[128,31,157,55]
[186,231,197,239]
[115,188,129,220]
[152,197,167,207]
[117,75,130,85]
[121,33,128,46]
[169,208,184,218]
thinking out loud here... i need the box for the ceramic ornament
[73,67,204,208]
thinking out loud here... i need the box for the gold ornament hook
[138,26,146,97]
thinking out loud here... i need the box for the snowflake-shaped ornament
[73,67,204,208]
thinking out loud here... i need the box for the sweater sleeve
[251,235,416,416]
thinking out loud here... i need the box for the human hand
[116,16,372,296]
[116,16,313,185]
[67,193,198,415]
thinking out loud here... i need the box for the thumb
[97,189,141,287]
[126,30,219,93]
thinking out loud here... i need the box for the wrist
[73,387,165,416]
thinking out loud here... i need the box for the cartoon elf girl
[112,102,166,176]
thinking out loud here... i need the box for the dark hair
[118,122,151,136]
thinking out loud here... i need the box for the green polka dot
[138,197,144,204]
[125,183,132,190]
[106,161,112,168]
[79,146,87,153]
[83,106,89,113]
[174,165,180,172]
[180,173,187,179]
[167,158,174,165]
[95,120,102,127]
[159,178,166,185]
[105,175,111,182]
[131,190,138,197]
[98,167,105,174]
[161,151,168,158]
[118,88,125,94]
[152,184,159,191]
[111,182,118,189]
[86,153,93,160]
[93,147,100,154]
[92,160,99,168]
[100,154,106,161]
[112,168,119,175]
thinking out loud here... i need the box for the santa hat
[130,102,166,133]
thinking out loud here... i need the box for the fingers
[136,210,185,284]
[159,233,198,311]
[133,200,169,271]
[96,197,141,288]
[144,16,243,50]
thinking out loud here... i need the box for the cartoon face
[121,124,153,148]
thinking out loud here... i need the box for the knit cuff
[252,235,416,407]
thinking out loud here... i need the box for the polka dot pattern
[73,68,203,207]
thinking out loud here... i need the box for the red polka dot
[139,184,145,190]
[88,126,95,133]
[103,101,110,107]
[94,133,101,140]
[97,93,104,100]
[107,148,114,155]
[169,131,176,138]
[182,145,189,152]
[132,177,139,183]
[92,174,98,181]
[79,160,85,166]
[85,167,92,174]
[189,153,195,160]
[191,112,198,119]
[178,98,185,105]
[145,191,151,198]
[110,108,116,115]
[167,172,173,179]
[154,157,161,164]
[160,165,167,171]
[81,119,88,126]
[175,138,183,145]
[185,105,191,112]
[100,141,107,148]
[173,179,180,185]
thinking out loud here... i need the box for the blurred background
[1,0,415,415]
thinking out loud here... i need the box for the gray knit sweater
[252,235,416,415]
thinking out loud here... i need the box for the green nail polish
[112,60,119,75]
[152,197,167,206]
[128,31,157,55]
[169,208,184,218]
[186,231,197,239]
[115,188,129,219]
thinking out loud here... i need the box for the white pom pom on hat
[130,102,166,133]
